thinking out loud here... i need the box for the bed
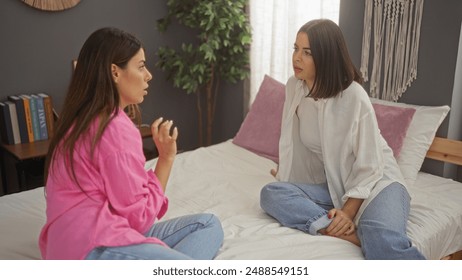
[0,137,461,260]
[1,76,461,260]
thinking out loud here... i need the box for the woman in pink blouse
[39,27,223,260]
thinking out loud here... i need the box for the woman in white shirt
[260,19,425,259]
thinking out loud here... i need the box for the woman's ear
[111,64,119,82]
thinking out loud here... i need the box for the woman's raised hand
[151,117,178,161]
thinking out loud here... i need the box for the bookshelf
[1,125,154,195]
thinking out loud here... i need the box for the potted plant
[156,0,251,147]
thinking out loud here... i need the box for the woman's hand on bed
[270,169,277,177]
[270,165,279,177]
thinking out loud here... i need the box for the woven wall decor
[360,0,424,101]
[21,0,81,11]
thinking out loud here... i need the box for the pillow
[372,103,416,158]
[233,75,285,162]
[370,98,450,187]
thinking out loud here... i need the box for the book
[5,101,21,144]
[37,93,54,139]
[34,94,48,140]
[0,102,15,144]
[29,94,41,141]
[8,95,29,143]
[20,95,35,142]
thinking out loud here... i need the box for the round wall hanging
[21,0,81,11]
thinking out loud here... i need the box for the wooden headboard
[426,137,462,166]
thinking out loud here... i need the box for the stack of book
[0,93,55,145]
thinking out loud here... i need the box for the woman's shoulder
[340,82,373,106]
[105,110,135,129]
[327,82,373,115]
[343,81,368,99]
[100,111,141,149]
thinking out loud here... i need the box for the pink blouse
[39,112,168,259]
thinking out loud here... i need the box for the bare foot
[337,233,361,246]
[318,229,361,247]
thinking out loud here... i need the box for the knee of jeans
[206,214,223,230]
[260,183,279,210]
[359,223,413,260]
[206,214,224,243]
[260,185,270,206]
[201,213,219,227]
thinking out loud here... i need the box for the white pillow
[370,98,450,187]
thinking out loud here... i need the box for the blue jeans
[85,213,223,260]
[260,181,425,260]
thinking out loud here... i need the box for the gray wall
[339,0,462,180]
[0,0,244,152]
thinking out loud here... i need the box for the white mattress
[1,140,461,259]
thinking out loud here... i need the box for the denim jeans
[260,181,425,259]
[85,213,223,260]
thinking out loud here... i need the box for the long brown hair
[44,27,142,185]
[298,19,363,99]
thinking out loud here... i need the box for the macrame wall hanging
[360,0,424,101]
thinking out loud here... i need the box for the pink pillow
[372,103,416,157]
[233,75,285,162]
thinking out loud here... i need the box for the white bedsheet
[1,140,461,259]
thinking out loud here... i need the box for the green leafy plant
[156,0,251,146]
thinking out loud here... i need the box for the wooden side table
[0,126,153,195]
[1,140,49,194]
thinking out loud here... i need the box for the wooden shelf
[1,140,50,161]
